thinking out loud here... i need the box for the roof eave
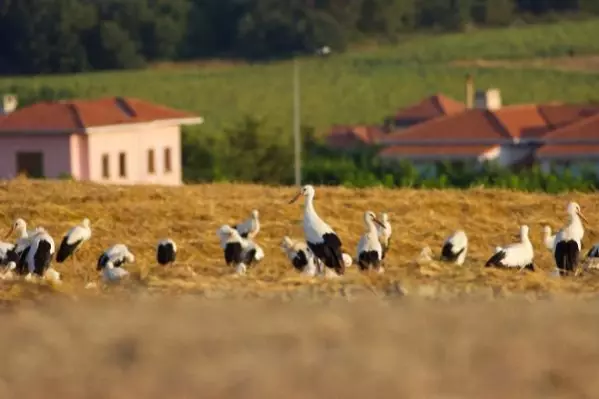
[85,117,204,134]
[0,129,78,135]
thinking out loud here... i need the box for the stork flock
[0,184,595,286]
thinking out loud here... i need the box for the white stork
[56,218,91,263]
[233,209,260,239]
[485,225,534,271]
[582,243,599,270]
[440,230,468,265]
[554,202,587,276]
[156,238,177,265]
[0,241,19,270]
[356,211,385,273]
[4,218,35,274]
[376,212,392,259]
[543,225,556,251]
[96,244,134,282]
[280,236,319,276]
[217,225,264,275]
[289,185,345,275]
[25,227,56,280]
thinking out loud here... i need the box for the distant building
[324,74,599,173]
[0,96,203,185]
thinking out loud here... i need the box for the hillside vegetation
[2,180,599,304]
[2,20,599,145]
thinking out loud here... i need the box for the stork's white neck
[16,226,27,238]
[365,218,377,234]
[303,193,316,216]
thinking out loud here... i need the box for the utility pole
[292,46,330,188]
[293,57,301,187]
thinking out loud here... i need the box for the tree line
[0,0,597,75]
[181,116,599,193]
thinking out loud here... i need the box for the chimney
[465,74,474,109]
[1,94,18,115]
[475,89,502,111]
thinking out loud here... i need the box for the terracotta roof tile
[537,104,599,129]
[394,93,465,123]
[383,109,513,144]
[541,112,599,142]
[492,105,550,139]
[379,144,497,157]
[326,124,383,147]
[383,103,599,145]
[0,97,198,132]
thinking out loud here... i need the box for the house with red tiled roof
[325,94,466,149]
[0,95,203,185]
[378,102,599,169]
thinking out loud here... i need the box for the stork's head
[380,212,389,223]
[543,225,552,236]
[520,225,529,239]
[251,209,259,219]
[567,202,587,223]
[82,218,90,227]
[217,225,235,241]
[4,218,26,239]
[364,211,385,228]
[289,185,315,204]
[126,252,135,263]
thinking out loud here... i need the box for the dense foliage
[1,0,598,74]
[182,116,599,193]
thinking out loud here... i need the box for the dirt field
[1,179,598,303]
[1,297,599,398]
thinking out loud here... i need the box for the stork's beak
[373,218,385,229]
[289,191,302,204]
[512,234,521,240]
[3,226,14,239]
[578,210,588,224]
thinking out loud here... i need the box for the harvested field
[3,297,599,398]
[0,179,598,302]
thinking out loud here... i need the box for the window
[147,149,155,174]
[16,152,44,178]
[101,154,109,178]
[164,147,172,173]
[119,152,126,177]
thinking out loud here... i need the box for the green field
[2,19,599,138]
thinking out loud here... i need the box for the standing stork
[25,227,56,280]
[356,211,386,273]
[0,242,19,269]
[4,218,33,273]
[156,238,177,265]
[543,225,556,251]
[97,244,135,282]
[233,210,260,239]
[217,225,264,275]
[440,230,468,265]
[56,218,91,263]
[376,212,392,260]
[554,202,587,276]
[289,185,345,276]
[280,236,319,276]
[485,225,534,271]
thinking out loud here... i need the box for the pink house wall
[86,125,182,186]
[0,134,72,179]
